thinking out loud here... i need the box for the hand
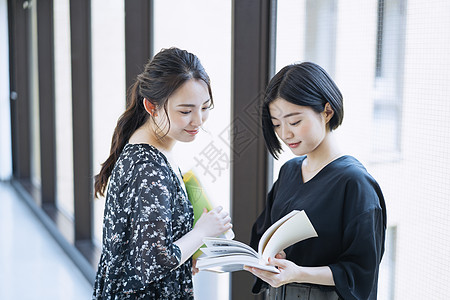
[275,251,286,259]
[192,258,199,275]
[244,256,300,288]
[194,206,232,238]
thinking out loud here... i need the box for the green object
[183,170,214,259]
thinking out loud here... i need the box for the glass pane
[0,0,12,180]
[273,0,307,180]
[273,0,340,180]
[30,0,41,188]
[54,0,74,218]
[91,0,126,246]
[153,1,232,299]
[275,1,450,299]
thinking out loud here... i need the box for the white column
[0,0,12,180]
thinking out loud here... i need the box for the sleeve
[329,178,386,300]
[250,179,279,294]
[123,162,182,292]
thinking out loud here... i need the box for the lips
[288,142,300,148]
[185,129,200,135]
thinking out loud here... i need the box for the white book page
[203,237,257,256]
[261,210,318,263]
[196,254,280,273]
[258,210,301,256]
[200,246,258,258]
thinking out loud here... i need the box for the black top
[250,156,386,300]
[93,144,194,299]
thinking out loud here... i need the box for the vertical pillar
[37,0,56,205]
[231,1,276,299]
[125,0,153,95]
[70,0,92,241]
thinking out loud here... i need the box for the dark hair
[94,47,213,198]
[261,62,343,159]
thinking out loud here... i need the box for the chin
[290,148,307,157]
[179,135,197,143]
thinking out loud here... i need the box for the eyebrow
[177,99,211,108]
[271,112,303,119]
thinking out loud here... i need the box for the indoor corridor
[0,181,93,300]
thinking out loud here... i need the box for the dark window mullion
[231,1,276,299]
[70,0,93,241]
[9,0,32,180]
[124,0,153,98]
[37,0,56,205]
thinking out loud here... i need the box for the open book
[196,210,317,273]
[183,170,234,259]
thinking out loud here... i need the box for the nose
[191,109,203,127]
[280,125,293,140]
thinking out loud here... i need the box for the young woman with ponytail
[92,47,232,300]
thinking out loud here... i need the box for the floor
[0,181,93,300]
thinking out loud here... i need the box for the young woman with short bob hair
[247,62,386,300]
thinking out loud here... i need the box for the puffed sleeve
[123,161,182,292]
[250,179,280,294]
[329,178,386,300]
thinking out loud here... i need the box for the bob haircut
[261,62,344,159]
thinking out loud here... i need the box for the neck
[304,132,342,172]
[128,121,175,153]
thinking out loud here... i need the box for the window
[54,0,74,218]
[274,1,450,299]
[378,226,397,300]
[29,0,41,188]
[91,0,126,246]
[153,1,232,299]
[273,0,338,180]
[0,0,11,180]
[372,0,406,161]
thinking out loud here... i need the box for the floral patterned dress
[93,144,194,300]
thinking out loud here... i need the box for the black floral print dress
[93,144,194,300]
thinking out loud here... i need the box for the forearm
[173,227,204,265]
[174,206,232,266]
[295,266,335,286]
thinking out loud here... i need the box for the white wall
[0,0,12,180]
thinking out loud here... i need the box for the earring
[143,98,158,117]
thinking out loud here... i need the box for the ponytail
[94,47,213,198]
[94,81,149,198]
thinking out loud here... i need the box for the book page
[258,210,301,256]
[200,246,258,258]
[203,237,257,257]
[260,210,318,263]
[196,254,280,273]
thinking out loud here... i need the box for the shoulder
[278,156,305,176]
[331,156,378,186]
[117,144,172,181]
[333,156,385,217]
[121,144,167,165]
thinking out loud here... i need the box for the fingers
[223,215,232,225]
[192,259,199,275]
[268,257,288,268]
[196,206,232,236]
[209,206,230,223]
[210,206,223,213]
[275,251,286,259]
[244,266,281,287]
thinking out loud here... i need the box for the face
[269,98,327,156]
[154,79,211,145]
